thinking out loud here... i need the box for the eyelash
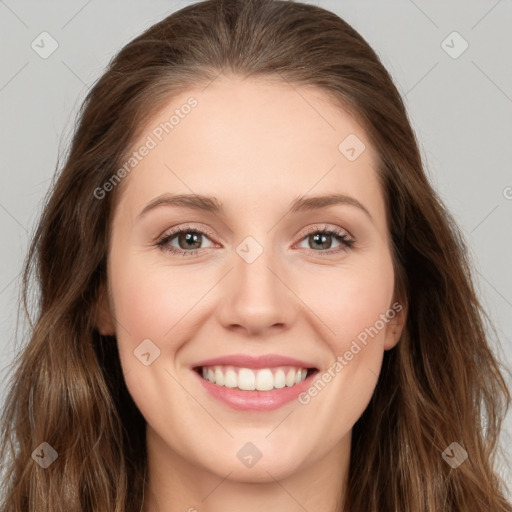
[155,224,355,257]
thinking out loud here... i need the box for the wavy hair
[1,0,510,510]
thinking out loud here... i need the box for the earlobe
[383,300,407,351]
[95,283,116,336]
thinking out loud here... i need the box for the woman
[1,0,510,510]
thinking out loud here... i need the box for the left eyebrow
[289,193,374,223]
[137,192,374,224]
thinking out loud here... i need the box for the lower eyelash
[155,226,355,256]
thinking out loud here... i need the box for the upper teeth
[201,365,308,391]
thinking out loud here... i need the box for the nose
[215,241,298,337]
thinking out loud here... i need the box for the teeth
[199,365,309,391]
[214,367,224,386]
[274,369,286,389]
[224,368,237,388]
[238,368,256,390]
[285,368,296,387]
[256,369,274,391]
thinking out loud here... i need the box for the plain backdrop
[0,0,511,498]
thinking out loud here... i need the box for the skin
[97,74,406,512]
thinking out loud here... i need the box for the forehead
[115,75,385,228]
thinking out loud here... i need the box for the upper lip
[192,354,318,370]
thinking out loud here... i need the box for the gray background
[0,0,511,497]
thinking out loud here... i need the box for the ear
[95,283,116,336]
[383,297,407,351]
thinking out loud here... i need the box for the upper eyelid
[297,223,351,238]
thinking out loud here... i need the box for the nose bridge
[217,231,295,334]
[238,235,276,283]
[234,232,283,302]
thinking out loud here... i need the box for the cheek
[111,255,207,336]
[108,256,202,419]
[290,253,396,452]
[108,255,198,375]
[300,251,395,351]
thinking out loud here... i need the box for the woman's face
[98,75,405,483]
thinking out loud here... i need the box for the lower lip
[192,369,319,411]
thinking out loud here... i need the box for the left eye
[295,228,354,253]
[155,225,355,256]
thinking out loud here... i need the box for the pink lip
[192,368,319,411]
[192,353,317,370]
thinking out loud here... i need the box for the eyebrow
[137,192,374,223]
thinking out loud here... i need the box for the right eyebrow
[138,193,222,218]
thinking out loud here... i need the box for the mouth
[193,365,320,392]
[190,354,321,410]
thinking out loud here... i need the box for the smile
[195,365,315,391]
[191,357,320,412]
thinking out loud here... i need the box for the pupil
[311,233,331,250]
[180,232,201,249]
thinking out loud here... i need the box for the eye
[155,223,355,257]
[155,224,216,256]
[295,224,355,256]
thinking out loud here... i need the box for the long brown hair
[1,0,510,510]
